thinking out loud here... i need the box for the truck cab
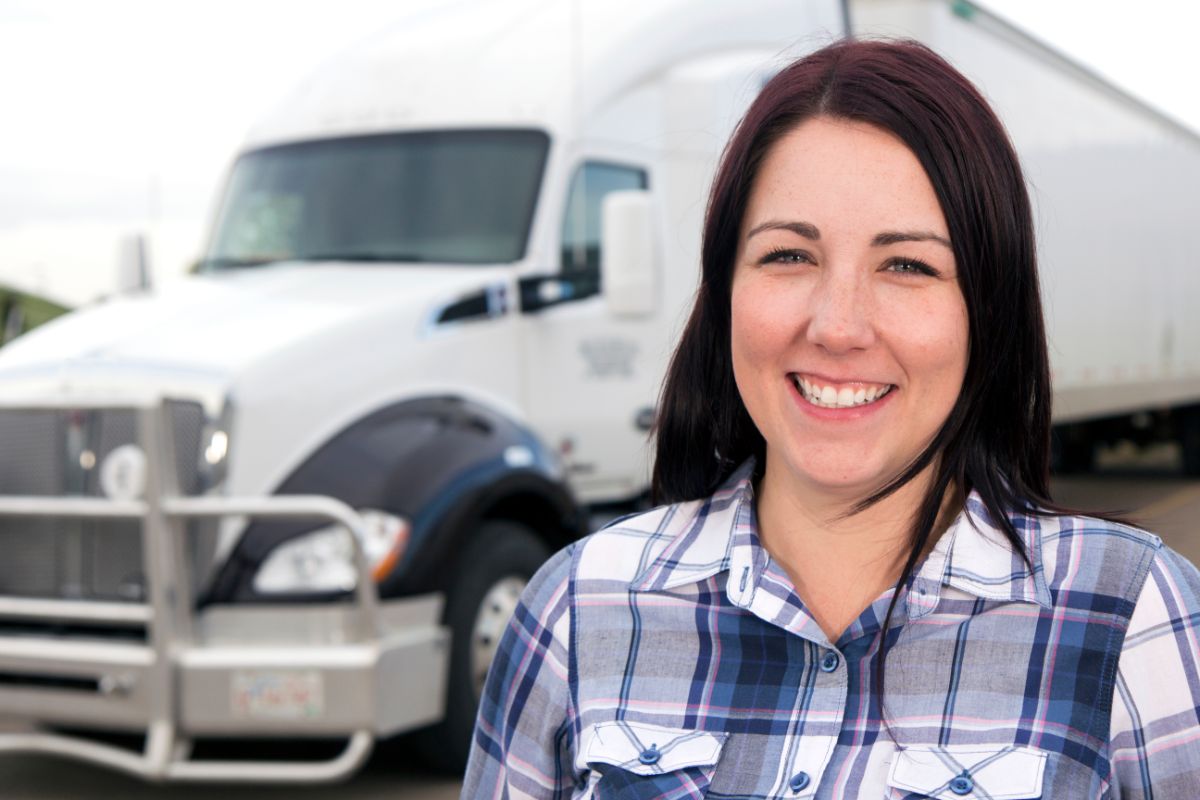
[0,0,842,780]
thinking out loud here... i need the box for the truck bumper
[0,596,449,781]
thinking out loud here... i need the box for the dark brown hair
[653,38,1051,636]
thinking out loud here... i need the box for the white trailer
[856,0,1200,470]
[0,0,1196,783]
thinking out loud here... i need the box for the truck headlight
[198,398,235,492]
[252,509,410,594]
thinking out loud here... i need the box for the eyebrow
[745,219,952,249]
[871,230,953,249]
[746,220,820,240]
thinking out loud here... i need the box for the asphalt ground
[2,443,1197,799]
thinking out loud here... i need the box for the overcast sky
[1,0,1195,306]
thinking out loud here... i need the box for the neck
[755,453,956,640]
[757,454,937,567]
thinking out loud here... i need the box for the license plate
[231,670,324,720]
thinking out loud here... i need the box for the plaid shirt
[463,461,1200,799]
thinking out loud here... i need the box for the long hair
[652,38,1053,678]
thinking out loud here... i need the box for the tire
[1182,404,1200,477]
[1051,423,1095,474]
[413,520,550,773]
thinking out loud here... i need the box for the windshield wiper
[195,256,284,271]
[292,252,428,263]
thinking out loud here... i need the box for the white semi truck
[0,0,1197,783]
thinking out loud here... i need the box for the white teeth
[795,377,893,409]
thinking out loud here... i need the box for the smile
[791,374,895,409]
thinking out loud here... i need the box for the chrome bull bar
[0,401,446,782]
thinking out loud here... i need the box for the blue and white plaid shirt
[463,460,1200,798]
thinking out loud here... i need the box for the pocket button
[638,744,661,766]
[949,772,974,795]
[789,771,810,792]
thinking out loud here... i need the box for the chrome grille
[0,408,64,494]
[0,402,212,604]
[0,403,205,497]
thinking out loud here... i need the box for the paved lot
[2,445,1197,799]
[0,748,462,800]
[1051,444,1200,567]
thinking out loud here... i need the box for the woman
[462,39,1200,798]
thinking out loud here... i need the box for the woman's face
[731,116,968,501]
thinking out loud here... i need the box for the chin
[789,458,897,497]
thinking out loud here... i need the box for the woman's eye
[885,257,938,277]
[760,249,813,265]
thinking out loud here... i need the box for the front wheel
[415,520,550,772]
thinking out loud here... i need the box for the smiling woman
[729,117,970,638]
[462,39,1200,799]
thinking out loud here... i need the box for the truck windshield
[201,129,549,268]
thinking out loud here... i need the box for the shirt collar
[630,459,757,593]
[910,492,1053,614]
[630,459,1052,612]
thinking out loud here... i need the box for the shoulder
[1108,544,1200,786]
[1030,512,1165,607]
[516,497,715,625]
[1117,542,1200,695]
[572,498,710,584]
[1125,543,1200,638]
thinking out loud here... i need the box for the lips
[790,373,896,409]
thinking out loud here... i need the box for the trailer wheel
[415,520,550,772]
[1182,405,1200,476]
[1051,423,1095,474]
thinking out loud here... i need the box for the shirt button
[819,650,840,672]
[789,771,810,792]
[950,772,974,795]
[638,744,661,765]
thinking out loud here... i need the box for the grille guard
[0,400,448,782]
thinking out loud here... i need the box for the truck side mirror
[601,190,657,318]
[116,233,152,295]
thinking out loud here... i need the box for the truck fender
[201,395,583,604]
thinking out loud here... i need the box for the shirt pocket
[886,744,1048,799]
[579,720,728,799]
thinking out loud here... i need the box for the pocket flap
[887,745,1047,799]
[582,721,727,776]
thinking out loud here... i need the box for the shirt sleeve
[461,543,577,800]
[1109,545,1200,798]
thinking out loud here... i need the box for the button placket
[779,644,848,799]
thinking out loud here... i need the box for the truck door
[521,160,659,504]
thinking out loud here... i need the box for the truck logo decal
[99,444,148,501]
[580,338,638,378]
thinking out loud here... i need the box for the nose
[804,265,875,354]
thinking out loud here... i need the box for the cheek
[894,292,969,394]
[730,277,801,361]
[730,282,790,394]
[729,279,791,419]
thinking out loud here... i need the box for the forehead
[742,116,948,239]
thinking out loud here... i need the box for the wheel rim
[470,575,527,696]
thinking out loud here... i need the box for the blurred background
[3,0,1199,306]
[0,1,1198,797]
